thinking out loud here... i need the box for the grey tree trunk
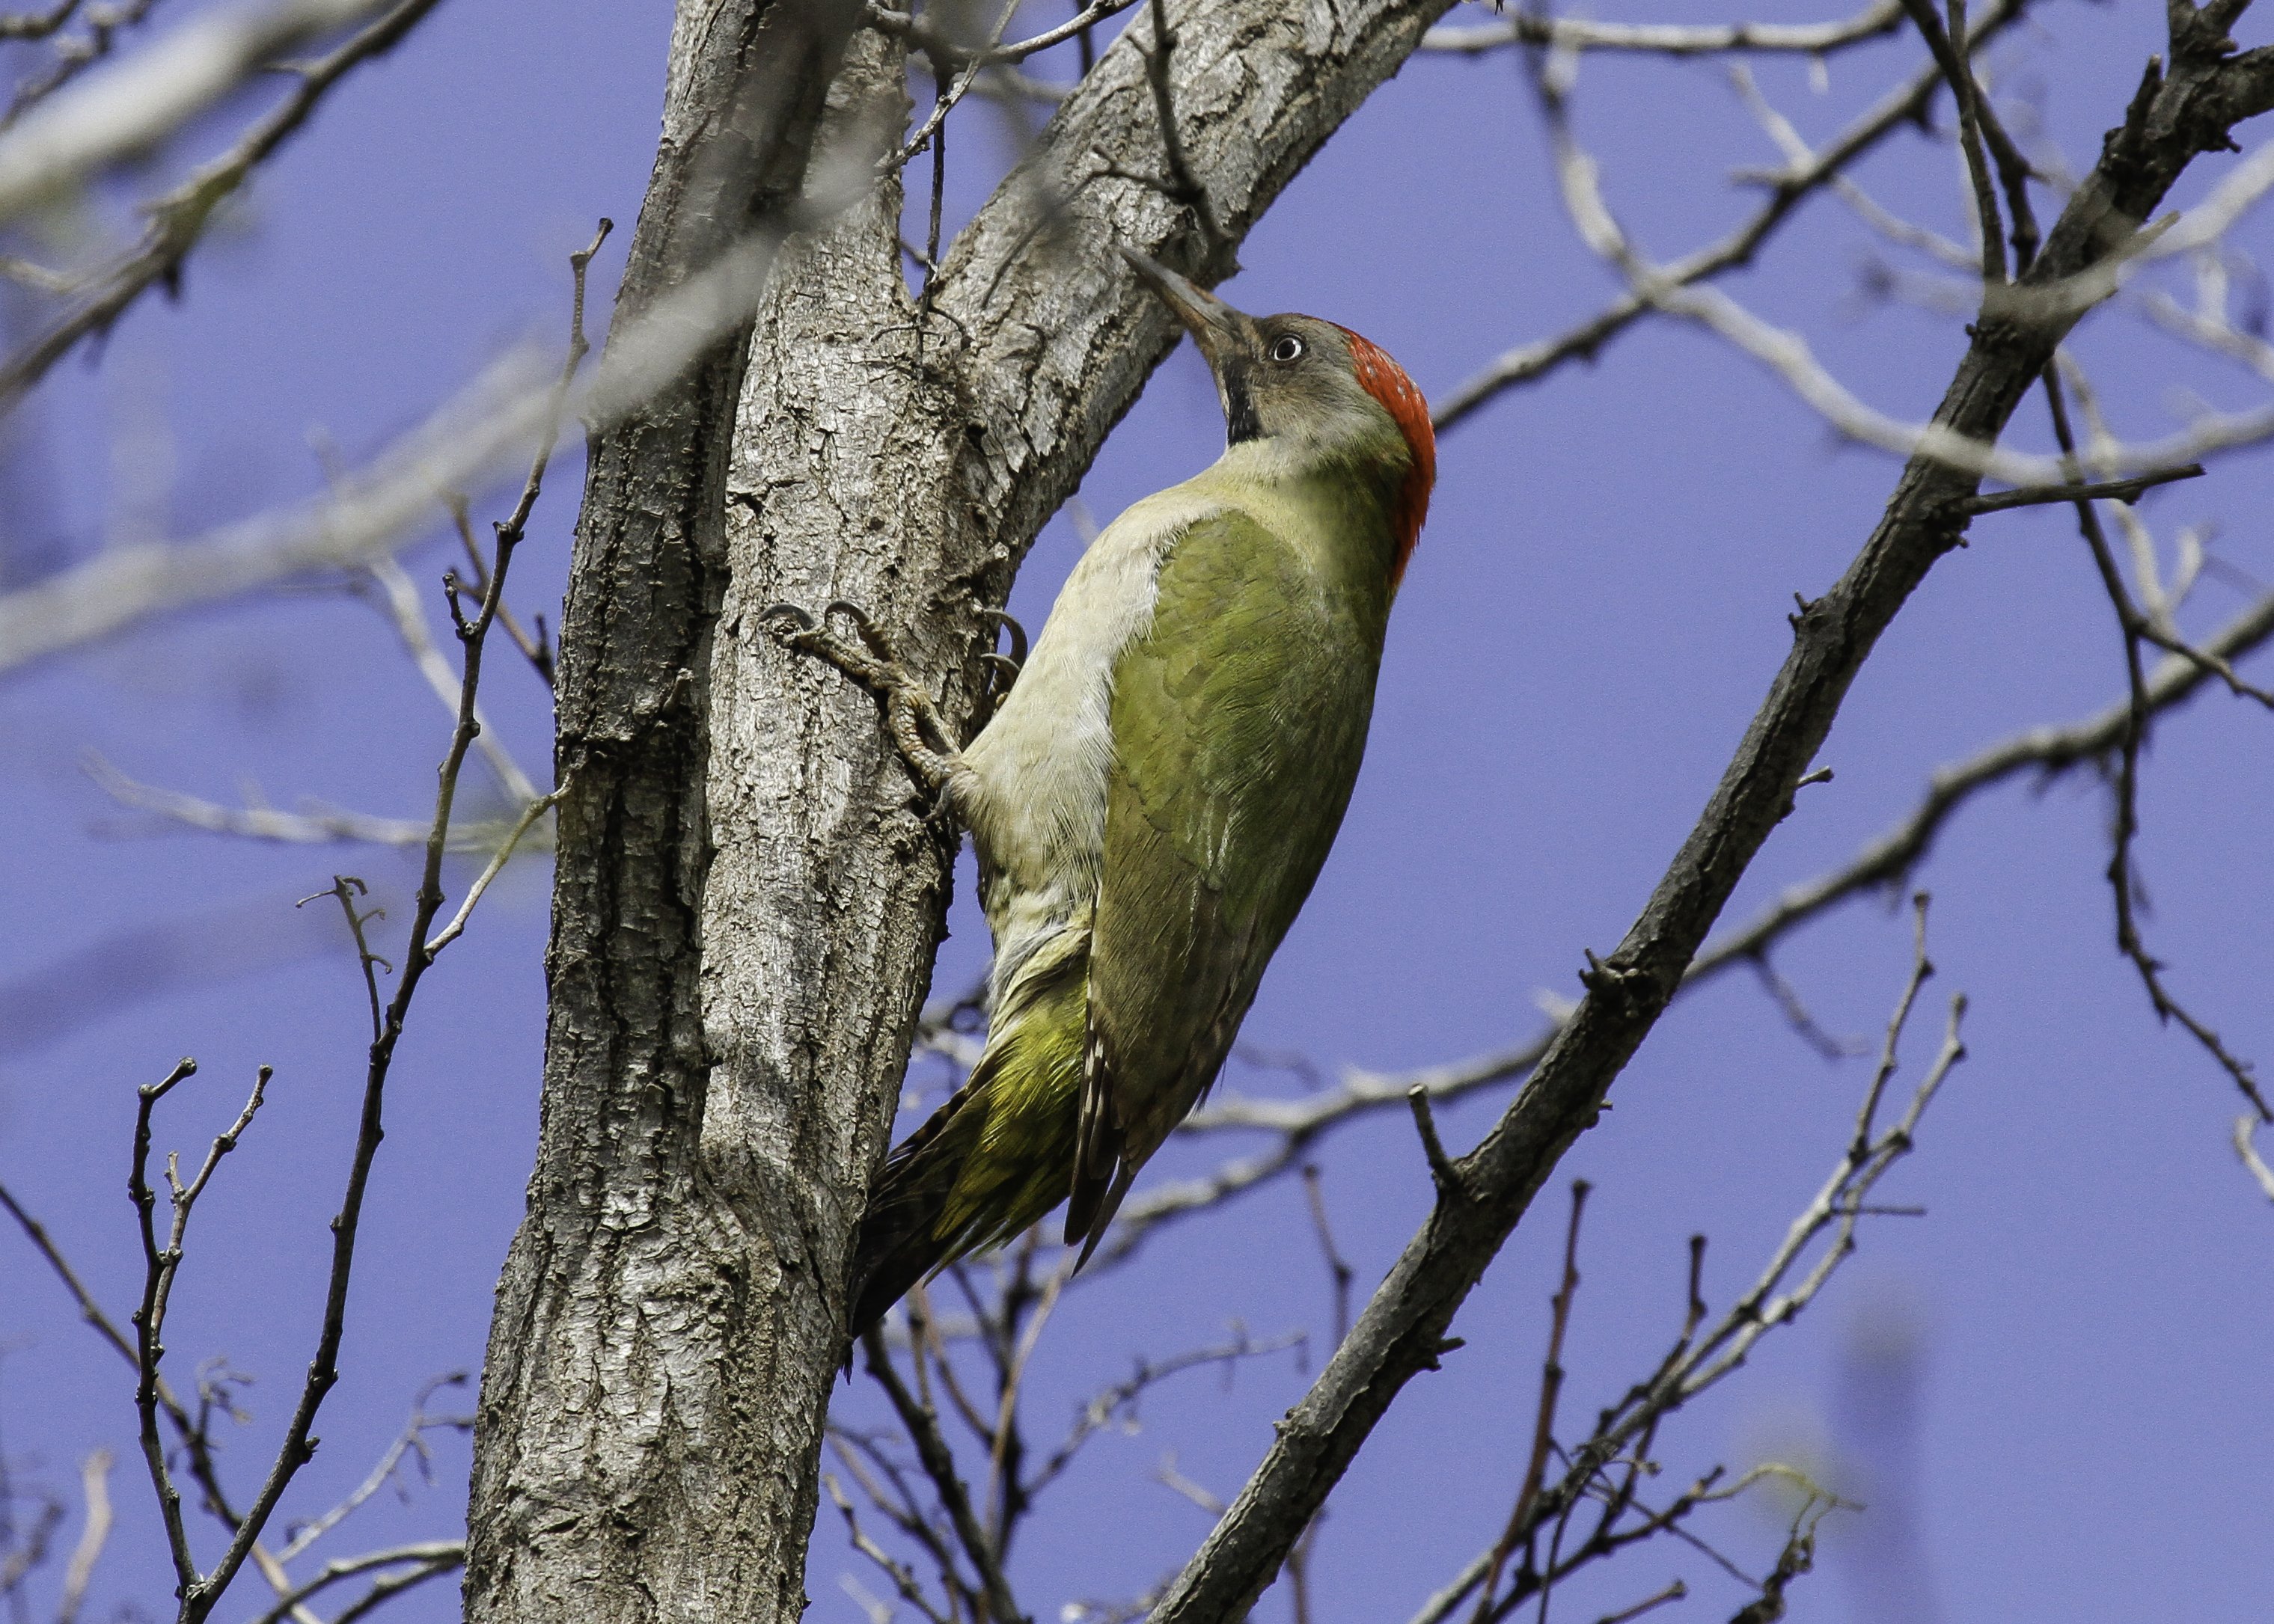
[466,0,1455,1618]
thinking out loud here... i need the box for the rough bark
[468,0,1457,1618]
[1149,20,2274,1622]
[462,2,867,1620]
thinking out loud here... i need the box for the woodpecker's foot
[975,607,1027,722]
[764,600,960,794]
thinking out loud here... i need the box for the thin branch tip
[1406,1085,1468,1201]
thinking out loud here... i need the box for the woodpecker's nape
[783,248,1437,1342]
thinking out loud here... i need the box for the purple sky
[3,2,2271,1623]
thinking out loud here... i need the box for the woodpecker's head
[1122,245,1434,586]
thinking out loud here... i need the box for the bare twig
[444,497,551,685]
[126,1055,225,1596]
[859,1327,1026,1624]
[1725,1496,1837,1623]
[1852,895,1934,1160]
[1408,1084,1467,1201]
[1529,61,2044,488]
[318,1550,462,1624]
[0,0,447,411]
[1300,1165,1354,1347]
[360,557,543,806]
[489,218,611,562]
[147,222,608,1624]
[981,1251,1070,1556]
[827,1427,965,1600]
[1019,1329,1303,1505]
[2,0,166,131]
[0,1180,140,1367]
[242,1542,463,1624]
[1434,0,2030,431]
[0,0,397,224]
[880,0,1025,176]
[1966,464,2206,513]
[869,0,1140,69]
[0,1,85,43]
[1472,1181,1590,1623]
[421,782,567,955]
[82,752,443,848]
[275,1375,470,1562]
[1413,975,1960,1624]
[1282,1166,1355,1621]
[1895,0,2007,282]
[2041,365,2271,1122]
[0,117,897,676]
[823,1474,951,1624]
[1593,1580,1688,1624]
[1688,996,1963,1395]
[1424,0,1904,57]
[1750,953,1868,1061]
[1524,26,2270,489]
[0,1492,63,1603]
[2137,281,2274,384]
[0,1171,284,1561]
[1156,1453,1226,1516]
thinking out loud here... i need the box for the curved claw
[761,601,819,636]
[977,607,1028,668]
[980,653,1021,708]
[824,599,897,664]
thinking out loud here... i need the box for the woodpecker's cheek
[1217,357,1262,444]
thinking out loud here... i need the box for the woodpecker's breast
[958,486,1223,909]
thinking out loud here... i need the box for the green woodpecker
[774,248,1435,1335]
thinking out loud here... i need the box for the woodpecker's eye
[1268,334,1306,364]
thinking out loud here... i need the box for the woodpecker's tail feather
[848,923,1091,1339]
[848,1070,986,1338]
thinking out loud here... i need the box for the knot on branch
[1578,950,1656,1014]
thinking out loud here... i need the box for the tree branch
[0,0,446,414]
[1966,463,2204,512]
[54,1447,115,1624]
[859,1329,1026,1624]
[2235,1115,2274,1204]
[1433,0,2032,431]
[1080,580,2274,1269]
[0,0,397,223]
[1147,16,2274,1616]
[2041,362,2271,1120]
[243,1542,464,1624]
[1422,0,1905,57]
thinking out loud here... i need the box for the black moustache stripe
[1219,356,1262,444]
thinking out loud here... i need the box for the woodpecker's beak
[1121,245,1253,364]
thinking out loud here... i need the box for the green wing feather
[1068,506,1392,1251]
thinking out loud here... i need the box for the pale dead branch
[2235,1115,2274,1204]
[54,1447,114,1624]
[0,0,395,221]
[1423,0,1904,58]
